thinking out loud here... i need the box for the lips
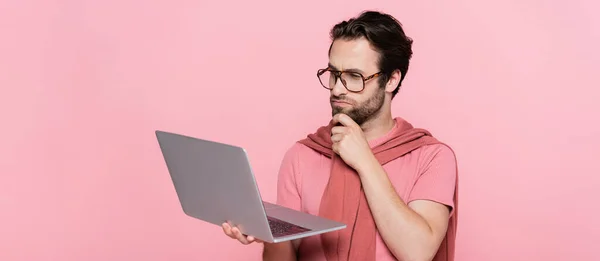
[331,99,352,106]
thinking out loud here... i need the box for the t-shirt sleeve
[275,143,303,211]
[407,144,457,216]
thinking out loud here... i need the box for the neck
[360,108,395,142]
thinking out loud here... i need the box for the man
[222,10,458,261]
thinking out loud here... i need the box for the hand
[222,222,263,245]
[330,113,376,172]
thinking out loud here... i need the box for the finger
[332,143,340,154]
[222,223,235,238]
[331,133,344,143]
[247,235,259,243]
[331,126,347,135]
[232,227,250,244]
[332,113,359,128]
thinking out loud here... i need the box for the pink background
[1,0,599,260]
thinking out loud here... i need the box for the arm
[357,145,456,261]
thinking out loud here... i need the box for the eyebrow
[328,63,366,75]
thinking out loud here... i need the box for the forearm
[357,159,438,261]
[262,242,297,261]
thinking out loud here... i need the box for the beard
[331,88,385,126]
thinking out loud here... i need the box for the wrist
[356,153,381,176]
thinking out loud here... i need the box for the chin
[331,107,347,116]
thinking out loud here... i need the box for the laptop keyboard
[267,216,310,238]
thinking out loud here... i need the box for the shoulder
[282,141,322,161]
[405,142,458,213]
[276,141,324,195]
[418,142,457,161]
[414,142,458,174]
[278,141,321,172]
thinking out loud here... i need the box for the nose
[330,76,347,97]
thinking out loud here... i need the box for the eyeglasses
[317,68,382,92]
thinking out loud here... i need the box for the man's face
[327,37,385,126]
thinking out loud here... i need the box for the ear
[385,69,402,93]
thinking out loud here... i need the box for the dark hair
[328,10,413,98]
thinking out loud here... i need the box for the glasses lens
[340,72,364,92]
[318,70,364,92]
[318,70,333,89]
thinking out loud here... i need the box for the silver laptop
[155,130,346,243]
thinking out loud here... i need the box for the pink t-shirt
[275,123,457,261]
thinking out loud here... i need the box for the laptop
[155,130,346,243]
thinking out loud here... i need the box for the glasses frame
[317,67,382,93]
